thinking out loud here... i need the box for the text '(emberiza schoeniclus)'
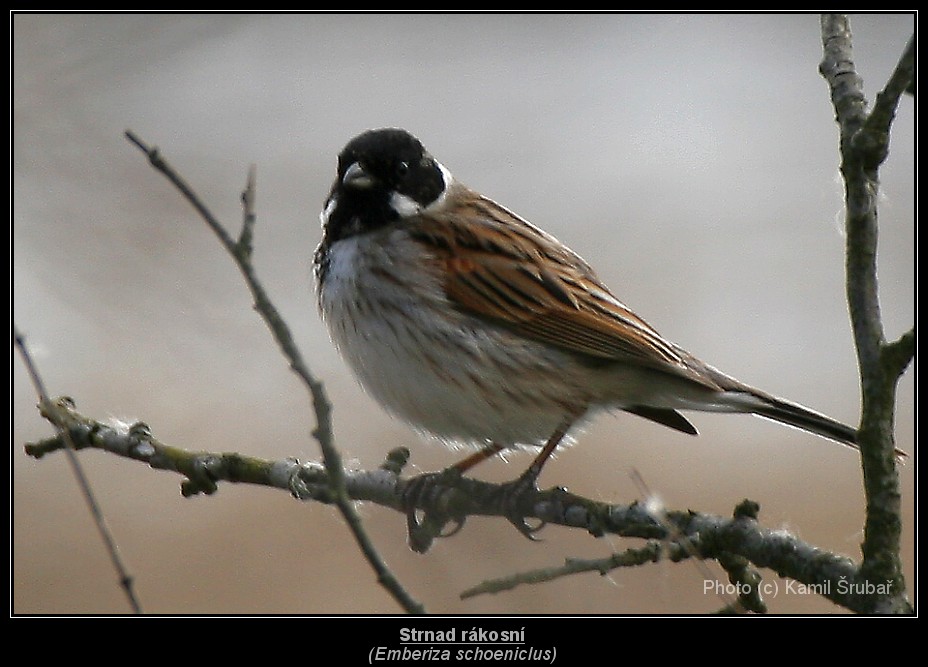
[314,128,899,483]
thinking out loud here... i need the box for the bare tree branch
[861,35,916,159]
[883,326,915,381]
[819,14,913,613]
[123,131,424,615]
[25,400,911,614]
[14,333,142,614]
[459,542,669,600]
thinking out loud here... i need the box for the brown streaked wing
[409,188,722,390]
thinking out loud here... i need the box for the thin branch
[882,326,915,381]
[25,402,912,614]
[716,552,766,614]
[459,542,668,599]
[237,163,257,256]
[859,35,916,157]
[820,15,884,368]
[123,130,424,615]
[123,131,237,251]
[629,469,741,611]
[13,329,142,614]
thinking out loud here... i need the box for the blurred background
[13,13,914,615]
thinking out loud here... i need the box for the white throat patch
[320,195,338,228]
[389,192,422,218]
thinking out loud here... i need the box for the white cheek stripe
[429,162,454,212]
[391,161,455,219]
[321,196,337,228]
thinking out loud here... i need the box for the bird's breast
[316,230,596,447]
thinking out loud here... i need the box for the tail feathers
[739,392,908,462]
[751,398,857,446]
[625,406,699,436]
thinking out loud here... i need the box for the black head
[338,128,445,204]
[320,128,447,245]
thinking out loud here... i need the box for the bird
[313,127,895,489]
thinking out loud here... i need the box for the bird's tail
[732,390,908,462]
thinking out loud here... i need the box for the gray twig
[123,131,424,615]
[25,404,911,614]
[459,541,669,600]
[14,330,142,614]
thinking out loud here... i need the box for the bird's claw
[506,514,547,540]
[497,469,548,541]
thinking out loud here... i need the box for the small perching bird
[314,128,901,488]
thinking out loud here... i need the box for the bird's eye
[396,161,410,179]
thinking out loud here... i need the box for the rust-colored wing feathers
[407,187,719,390]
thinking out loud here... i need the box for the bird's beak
[342,162,374,189]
